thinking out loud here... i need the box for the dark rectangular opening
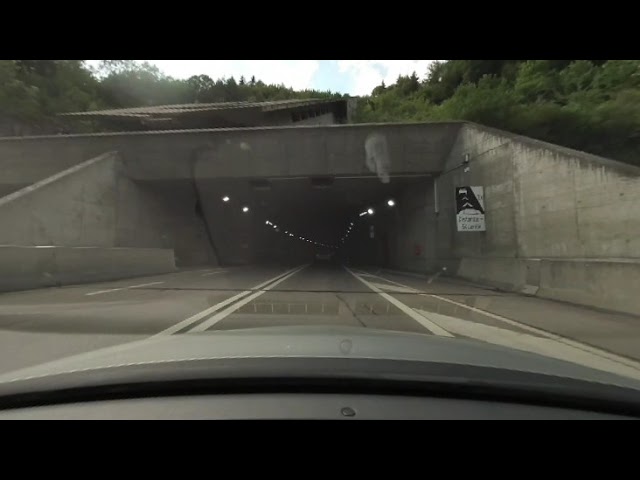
[310,176,335,188]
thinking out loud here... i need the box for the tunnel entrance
[195,175,432,267]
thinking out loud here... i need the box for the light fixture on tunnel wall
[367,208,375,215]
[222,196,230,202]
[387,199,396,207]
[242,206,250,213]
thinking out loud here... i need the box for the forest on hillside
[1,60,639,166]
[355,60,640,166]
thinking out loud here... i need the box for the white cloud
[337,60,437,95]
[143,60,320,91]
[85,60,441,96]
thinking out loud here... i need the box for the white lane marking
[414,309,640,380]
[345,267,453,337]
[188,265,308,333]
[427,293,640,371]
[152,265,305,337]
[358,271,423,291]
[352,270,377,278]
[356,269,640,373]
[368,282,417,294]
[85,281,164,297]
[201,270,227,277]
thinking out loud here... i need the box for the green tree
[352,59,640,166]
[0,60,41,120]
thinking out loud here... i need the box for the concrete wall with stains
[387,179,439,273]
[0,122,462,192]
[0,152,215,269]
[435,123,640,314]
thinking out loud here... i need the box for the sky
[86,60,438,96]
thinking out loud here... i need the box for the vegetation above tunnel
[353,60,640,167]
[2,60,640,166]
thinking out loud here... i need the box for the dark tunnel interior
[195,175,430,267]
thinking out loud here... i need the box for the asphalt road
[1,262,640,379]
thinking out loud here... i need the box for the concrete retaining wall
[0,152,121,247]
[537,259,640,315]
[0,152,216,267]
[0,246,176,292]
[454,256,640,316]
[435,123,640,315]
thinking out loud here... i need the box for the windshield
[1,59,640,390]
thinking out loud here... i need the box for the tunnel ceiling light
[367,208,375,215]
[222,196,230,202]
[387,199,396,207]
[359,211,368,217]
[273,224,277,229]
[242,206,250,213]
[265,220,271,225]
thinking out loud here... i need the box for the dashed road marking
[85,282,164,297]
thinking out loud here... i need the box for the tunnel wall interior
[115,180,217,267]
[386,179,439,273]
[432,123,640,315]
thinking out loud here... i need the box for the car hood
[1,325,640,392]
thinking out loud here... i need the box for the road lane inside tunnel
[203,263,435,334]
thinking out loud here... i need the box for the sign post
[455,186,486,232]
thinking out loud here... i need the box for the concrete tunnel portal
[163,124,455,268]
[120,122,458,268]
